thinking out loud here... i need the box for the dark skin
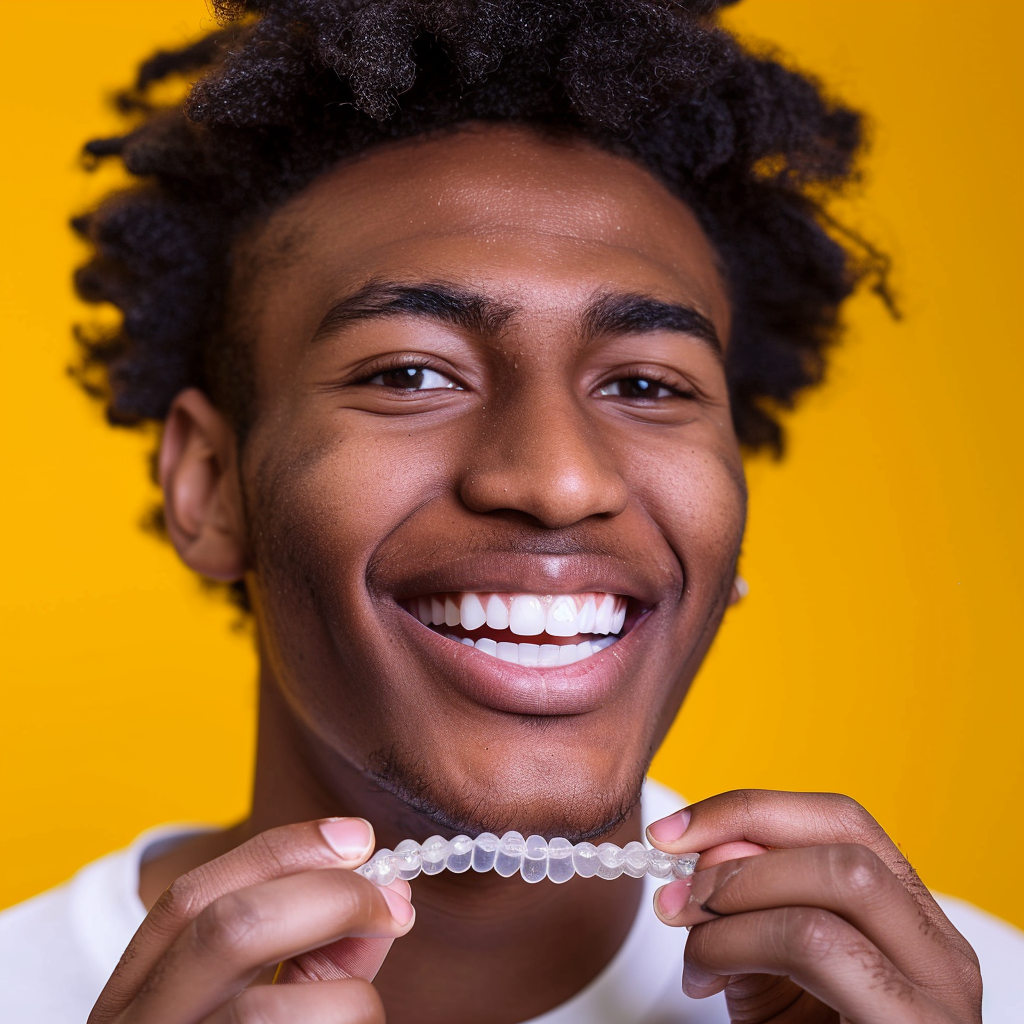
[88,126,981,1024]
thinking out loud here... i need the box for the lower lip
[394,610,648,716]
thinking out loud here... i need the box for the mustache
[366,518,682,605]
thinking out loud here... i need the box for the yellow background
[1,0,1022,931]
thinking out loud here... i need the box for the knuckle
[716,789,764,828]
[960,936,982,977]
[828,842,885,901]
[152,873,204,928]
[732,788,759,816]
[782,906,845,960]
[821,793,884,844]
[946,935,983,1003]
[192,891,266,958]
[249,828,293,874]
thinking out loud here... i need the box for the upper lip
[378,550,671,608]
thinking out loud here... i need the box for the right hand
[88,817,414,1024]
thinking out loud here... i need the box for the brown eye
[598,377,675,400]
[369,366,460,390]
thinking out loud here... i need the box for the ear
[728,575,749,606]
[158,388,246,582]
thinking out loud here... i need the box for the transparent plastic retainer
[357,832,699,885]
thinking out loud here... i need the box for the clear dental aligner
[358,832,699,886]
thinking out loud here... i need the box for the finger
[277,879,412,984]
[201,977,384,1024]
[693,840,767,868]
[684,907,949,1024]
[647,791,950,932]
[90,817,375,1023]
[656,844,967,991]
[118,868,413,1024]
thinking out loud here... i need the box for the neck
[140,671,646,1024]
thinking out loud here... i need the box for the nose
[458,386,629,529]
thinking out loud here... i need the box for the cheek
[625,432,747,587]
[244,416,449,621]
[240,421,454,744]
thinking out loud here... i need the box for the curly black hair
[73,0,888,594]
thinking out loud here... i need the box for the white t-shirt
[2,781,1022,1022]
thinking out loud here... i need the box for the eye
[596,377,683,401]
[367,365,462,390]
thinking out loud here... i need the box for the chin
[366,740,649,843]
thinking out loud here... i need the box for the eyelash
[595,370,699,403]
[349,359,700,402]
[353,357,464,391]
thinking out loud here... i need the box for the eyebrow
[310,281,517,343]
[310,280,723,357]
[581,292,723,358]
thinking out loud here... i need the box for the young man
[1,1,1021,1021]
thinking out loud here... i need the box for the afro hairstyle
[72,0,890,604]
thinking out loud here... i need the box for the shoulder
[0,826,203,1022]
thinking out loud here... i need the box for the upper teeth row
[411,593,627,637]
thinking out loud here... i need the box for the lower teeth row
[359,833,698,885]
[446,634,618,665]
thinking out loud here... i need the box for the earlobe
[159,388,246,582]
[728,575,749,606]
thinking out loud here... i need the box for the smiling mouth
[405,592,631,666]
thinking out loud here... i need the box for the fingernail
[655,879,691,920]
[319,817,373,861]
[647,807,690,844]
[380,885,415,926]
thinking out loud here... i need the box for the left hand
[647,790,982,1023]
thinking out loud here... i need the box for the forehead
[241,124,730,341]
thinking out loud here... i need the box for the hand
[648,790,982,1024]
[88,818,414,1024]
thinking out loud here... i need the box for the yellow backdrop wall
[2,1,1022,930]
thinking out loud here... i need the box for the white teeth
[460,592,487,631]
[518,643,540,667]
[539,644,560,667]
[545,595,579,637]
[509,595,545,636]
[578,595,597,633]
[446,634,619,665]
[611,604,626,634]
[558,643,580,666]
[416,592,629,637]
[496,641,519,663]
[485,593,510,630]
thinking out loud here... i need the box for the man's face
[234,125,745,841]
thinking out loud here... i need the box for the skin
[88,126,982,1024]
